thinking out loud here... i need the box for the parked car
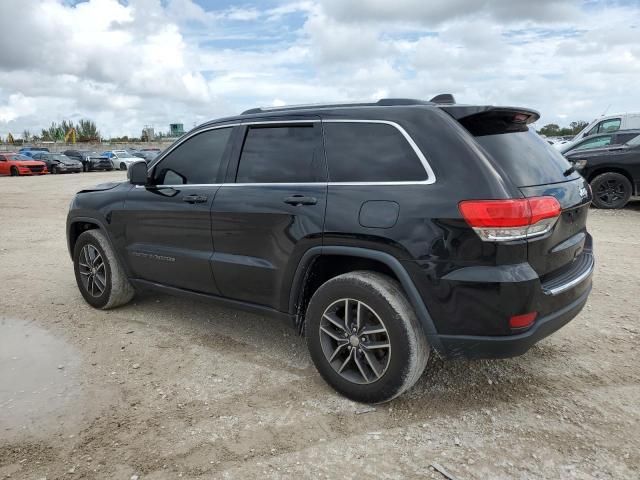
[67,97,594,403]
[32,152,82,174]
[101,150,140,170]
[64,150,114,172]
[132,151,158,162]
[19,147,50,158]
[0,152,48,176]
[566,133,640,209]
[561,112,640,153]
[562,130,640,156]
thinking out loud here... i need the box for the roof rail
[241,98,433,115]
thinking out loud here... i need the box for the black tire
[306,271,429,403]
[51,165,58,174]
[10,166,19,176]
[590,172,632,209]
[73,229,135,309]
[119,162,127,171]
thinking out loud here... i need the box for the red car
[0,153,48,176]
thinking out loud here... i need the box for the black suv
[66,97,594,403]
[565,130,640,209]
[64,150,114,172]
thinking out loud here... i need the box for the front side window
[598,118,621,133]
[153,127,232,185]
[323,122,427,182]
[236,124,324,183]
[573,135,613,151]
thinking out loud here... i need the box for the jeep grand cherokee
[66,96,594,403]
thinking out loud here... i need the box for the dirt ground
[0,172,638,480]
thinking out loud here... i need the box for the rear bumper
[406,236,595,359]
[436,284,591,359]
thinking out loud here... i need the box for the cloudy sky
[0,0,638,138]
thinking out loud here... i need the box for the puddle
[0,318,83,440]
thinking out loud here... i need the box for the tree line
[17,119,101,143]
[537,120,589,138]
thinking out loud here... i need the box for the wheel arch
[289,246,442,352]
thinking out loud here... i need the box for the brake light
[459,196,561,242]
[509,312,537,329]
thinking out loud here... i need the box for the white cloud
[0,0,639,138]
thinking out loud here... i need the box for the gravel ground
[0,172,639,480]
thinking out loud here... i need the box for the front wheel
[10,166,19,176]
[119,162,127,171]
[306,271,429,403]
[73,229,135,309]
[51,165,58,174]
[590,172,632,209]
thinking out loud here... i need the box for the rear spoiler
[439,105,540,136]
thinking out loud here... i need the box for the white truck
[560,112,640,153]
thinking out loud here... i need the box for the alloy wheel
[596,179,626,206]
[78,244,107,297]
[319,298,391,385]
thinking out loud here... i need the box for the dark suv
[565,130,640,209]
[66,97,594,403]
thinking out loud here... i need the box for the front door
[123,125,235,294]
[211,120,327,310]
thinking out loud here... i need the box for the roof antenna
[601,104,611,116]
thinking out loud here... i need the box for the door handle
[182,194,208,204]
[283,195,317,206]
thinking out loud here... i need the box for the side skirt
[130,278,296,327]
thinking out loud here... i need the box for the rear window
[475,129,579,187]
[323,122,427,182]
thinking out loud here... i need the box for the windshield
[9,154,32,161]
[50,154,69,161]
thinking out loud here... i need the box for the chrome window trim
[147,118,436,187]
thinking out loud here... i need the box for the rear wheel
[10,166,19,176]
[306,271,429,403]
[590,172,632,209]
[73,229,135,309]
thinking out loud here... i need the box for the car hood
[77,181,122,193]
[61,160,82,166]
[14,160,45,166]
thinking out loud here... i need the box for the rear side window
[475,129,579,187]
[236,125,324,183]
[618,132,640,144]
[323,122,427,182]
[153,127,232,185]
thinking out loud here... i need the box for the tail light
[459,196,561,242]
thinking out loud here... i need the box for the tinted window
[618,132,640,144]
[475,129,579,187]
[236,125,324,183]
[153,127,232,185]
[573,135,612,151]
[323,122,427,182]
[598,118,621,133]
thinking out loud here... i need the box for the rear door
[211,118,327,310]
[122,125,235,294]
[0,155,7,175]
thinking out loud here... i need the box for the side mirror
[128,161,149,185]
